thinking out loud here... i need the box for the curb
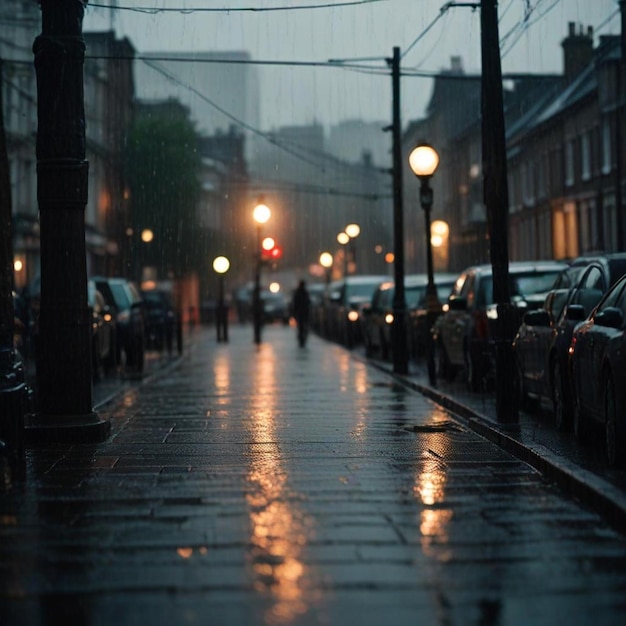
[361,355,626,534]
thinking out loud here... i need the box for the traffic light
[261,237,282,261]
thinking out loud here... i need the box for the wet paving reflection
[245,342,320,624]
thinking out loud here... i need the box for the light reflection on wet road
[1,324,625,625]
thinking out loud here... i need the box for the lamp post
[345,223,360,274]
[140,228,154,288]
[213,256,230,343]
[336,231,350,277]
[319,251,333,288]
[252,200,271,344]
[409,142,441,386]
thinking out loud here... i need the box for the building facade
[402,22,626,276]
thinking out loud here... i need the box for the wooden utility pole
[389,46,408,375]
[29,0,109,441]
[481,0,517,422]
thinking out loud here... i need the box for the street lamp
[345,223,360,274]
[212,256,230,343]
[336,231,349,278]
[253,200,271,344]
[139,228,155,289]
[409,142,441,385]
[319,251,333,287]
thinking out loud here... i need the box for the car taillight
[568,335,577,357]
[474,310,489,339]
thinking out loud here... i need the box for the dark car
[407,273,458,360]
[324,275,388,347]
[88,280,117,380]
[260,290,290,325]
[92,277,145,371]
[570,272,626,467]
[141,288,179,353]
[433,261,566,391]
[514,253,626,430]
[361,273,457,360]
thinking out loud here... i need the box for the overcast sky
[84,0,621,131]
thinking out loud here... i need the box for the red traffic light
[261,238,282,261]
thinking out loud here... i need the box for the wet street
[1,323,626,626]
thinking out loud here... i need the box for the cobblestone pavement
[1,324,626,626]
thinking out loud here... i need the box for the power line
[90,53,383,71]
[89,0,387,14]
[142,58,338,173]
[401,2,453,61]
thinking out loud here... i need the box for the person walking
[292,280,310,347]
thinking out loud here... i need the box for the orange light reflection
[245,345,318,624]
[414,456,452,559]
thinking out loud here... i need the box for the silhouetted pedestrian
[292,280,310,347]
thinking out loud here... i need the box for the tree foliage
[125,111,204,278]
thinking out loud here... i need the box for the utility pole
[615,0,626,249]
[28,0,109,441]
[0,58,29,460]
[481,0,517,422]
[389,46,408,375]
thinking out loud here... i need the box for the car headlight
[347,310,359,323]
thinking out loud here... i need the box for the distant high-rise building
[327,119,391,169]
[134,51,260,159]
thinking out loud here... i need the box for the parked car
[361,279,394,357]
[88,280,117,380]
[324,275,388,347]
[260,290,290,324]
[141,288,178,353]
[569,272,626,467]
[433,261,566,391]
[407,273,458,360]
[92,277,145,371]
[514,253,626,430]
[361,273,457,360]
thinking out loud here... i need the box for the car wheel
[515,358,537,412]
[436,339,453,382]
[552,359,569,432]
[572,380,587,442]
[102,329,117,373]
[464,344,482,392]
[136,332,145,371]
[604,376,623,468]
[92,337,102,382]
[380,329,389,360]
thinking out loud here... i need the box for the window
[565,139,575,186]
[581,132,591,181]
[537,153,546,199]
[602,118,612,174]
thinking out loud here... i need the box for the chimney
[561,22,594,82]
[450,56,464,74]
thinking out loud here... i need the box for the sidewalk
[367,355,626,532]
[1,323,625,626]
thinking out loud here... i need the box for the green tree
[125,109,203,279]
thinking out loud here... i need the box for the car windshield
[109,283,132,310]
[346,282,379,299]
[478,271,562,306]
[406,286,426,307]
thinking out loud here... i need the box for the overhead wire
[141,57,389,189]
[89,0,387,14]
